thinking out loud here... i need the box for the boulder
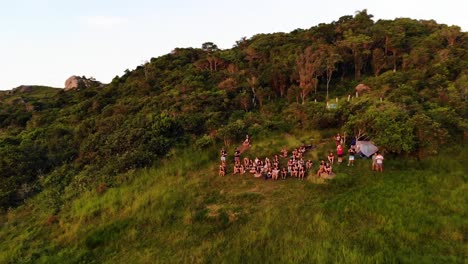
[64,76,81,91]
[64,76,102,91]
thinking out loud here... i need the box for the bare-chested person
[291,165,299,178]
[316,160,326,177]
[280,147,288,158]
[272,167,280,180]
[306,160,313,170]
[254,165,262,178]
[298,157,304,167]
[239,164,245,174]
[299,145,306,155]
[287,158,293,172]
[273,159,279,169]
[281,167,288,180]
[325,162,333,175]
[233,162,241,174]
[243,157,250,168]
[327,152,335,164]
[274,154,279,163]
[298,165,305,180]
[219,164,226,176]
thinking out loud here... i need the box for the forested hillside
[0,10,466,262]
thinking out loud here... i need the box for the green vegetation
[0,10,466,263]
[0,133,466,263]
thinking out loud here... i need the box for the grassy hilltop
[0,132,466,263]
[0,10,466,263]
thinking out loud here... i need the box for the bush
[195,135,215,149]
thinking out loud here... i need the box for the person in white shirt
[375,152,384,172]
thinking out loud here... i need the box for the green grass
[0,132,466,263]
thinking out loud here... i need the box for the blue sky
[0,0,466,89]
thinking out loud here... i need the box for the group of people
[218,133,385,179]
[220,145,316,180]
[334,133,385,172]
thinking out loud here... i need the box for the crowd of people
[218,133,385,179]
[220,143,315,180]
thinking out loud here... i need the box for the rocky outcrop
[64,76,102,91]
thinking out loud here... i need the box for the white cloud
[80,16,129,29]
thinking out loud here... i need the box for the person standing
[348,146,356,166]
[337,144,344,164]
[335,133,341,146]
[234,149,241,164]
[220,149,227,166]
[375,152,384,172]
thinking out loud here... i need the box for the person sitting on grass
[264,168,272,180]
[243,157,250,168]
[233,162,240,174]
[327,152,335,164]
[254,165,262,178]
[299,145,306,155]
[287,158,293,173]
[298,165,305,180]
[249,164,256,174]
[298,157,304,167]
[280,147,288,158]
[316,160,326,177]
[291,165,299,178]
[281,167,288,180]
[306,160,313,170]
[274,154,279,163]
[219,164,226,176]
[325,162,333,175]
[272,167,280,180]
[241,164,246,174]
[273,159,279,169]
[292,148,299,159]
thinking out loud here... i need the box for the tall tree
[371,48,386,76]
[338,31,372,80]
[296,46,322,103]
[322,45,342,100]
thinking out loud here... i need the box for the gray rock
[64,76,102,91]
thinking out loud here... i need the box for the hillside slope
[0,132,466,263]
[0,11,466,263]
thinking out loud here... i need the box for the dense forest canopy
[0,10,466,210]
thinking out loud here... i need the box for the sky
[0,0,466,90]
